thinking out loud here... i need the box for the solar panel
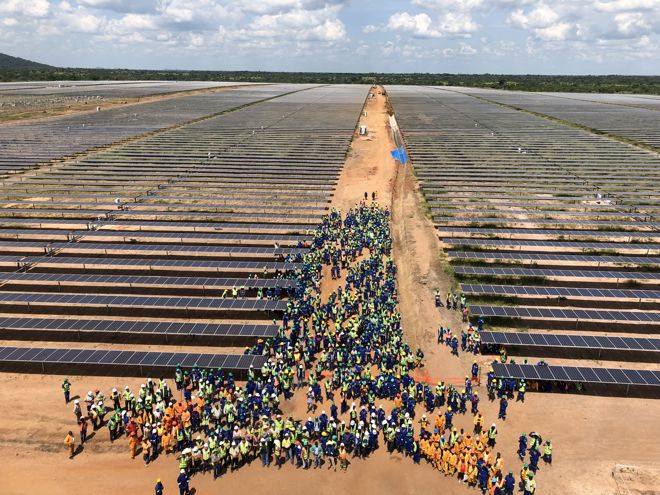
[471,306,660,323]
[492,362,660,387]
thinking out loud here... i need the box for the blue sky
[1,0,659,74]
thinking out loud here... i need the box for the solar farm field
[450,87,660,150]
[0,83,369,376]
[387,85,660,394]
[0,80,252,118]
[0,84,303,176]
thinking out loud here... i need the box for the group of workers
[61,203,548,495]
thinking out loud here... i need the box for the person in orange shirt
[448,451,458,476]
[458,453,467,481]
[431,446,440,470]
[64,431,75,459]
[493,451,503,474]
[129,435,139,459]
[467,461,478,486]
[181,409,191,429]
[161,429,172,455]
[441,447,450,474]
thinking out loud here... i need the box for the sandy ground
[1,86,660,495]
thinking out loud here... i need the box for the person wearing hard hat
[61,378,71,404]
[487,423,497,448]
[177,468,190,495]
[543,439,553,464]
[524,472,536,495]
[64,430,75,459]
[154,478,164,495]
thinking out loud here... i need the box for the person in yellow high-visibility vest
[543,440,553,465]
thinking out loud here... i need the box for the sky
[1,0,659,74]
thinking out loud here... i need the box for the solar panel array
[387,85,660,391]
[0,345,267,376]
[0,84,303,176]
[0,83,369,375]
[450,88,660,149]
[492,362,660,388]
[482,331,660,353]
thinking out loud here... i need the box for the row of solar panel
[492,362,660,387]
[470,305,660,322]
[0,272,297,288]
[0,229,309,243]
[0,218,314,231]
[0,346,267,370]
[0,241,305,255]
[481,331,660,351]
[434,217,660,228]
[438,227,658,239]
[0,292,286,310]
[461,284,660,300]
[445,239,659,250]
[449,252,660,264]
[0,316,277,337]
[454,266,660,280]
[17,257,299,270]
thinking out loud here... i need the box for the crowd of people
[61,203,548,495]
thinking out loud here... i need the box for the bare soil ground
[0,86,659,495]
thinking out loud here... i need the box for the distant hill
[0,52,53,70]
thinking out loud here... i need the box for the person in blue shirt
[177,469,189,495]
[518,433,528,459]
[504,470,516,495]
[498,396,508,420]
[154,479,164,495]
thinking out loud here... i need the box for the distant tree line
[1,67,659,94]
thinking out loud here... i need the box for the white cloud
[385,10,478,38]
[246,4,347,42]
[614,12,652,35]
[0,0,50,18]
[439,12,478,34]
[535,21,573,40]
[76,0,157,14]
[593,0,660,13]
[508,3,560,29]
[386,12,443,38]
[412,0,485,10]
[459,42,477,54]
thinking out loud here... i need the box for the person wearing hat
[524,472,536,495]
[154,479,163,495]
[498,395,508,421]
[73,399,82,421]
[487,423,497,448]
[504,469,516,495]
[543,439,553,464]
[518,433,528,460]
[61,378,71,404]
[64,430,75,459]
[177,468,190,495]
